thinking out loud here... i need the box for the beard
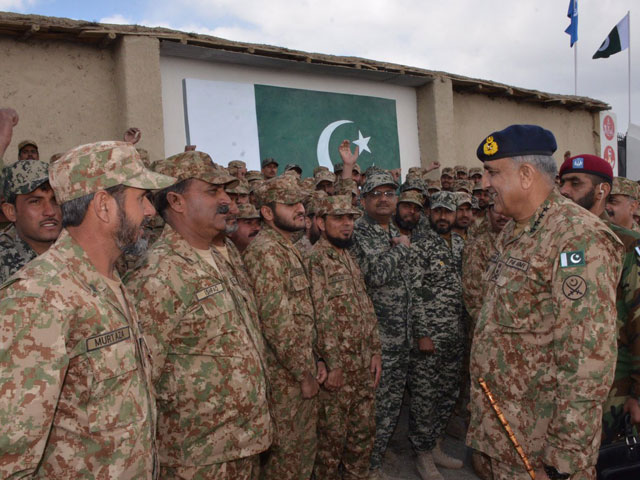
[573,189,596,211]
[115,211,149,257]
[274,212,305,233]
[429,217,452,235]
[326,232,354,249]
[395,214,418,231]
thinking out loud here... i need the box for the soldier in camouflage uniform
[440,167,455,191]
[393,190,430,240]
[467,125,623,480]
[606,176,640,234]
[410,191,465,480]
[243,175,324,480]
[125,151,271,479]
[228,159,248,179]
[0,141,175,479]
[228,203,262,253]
[306,195,382,479]
[348,170,420,478]
[558,154,640,443]
[0,159,61,283]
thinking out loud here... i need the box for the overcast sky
[3,0,638,133]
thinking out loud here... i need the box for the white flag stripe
[618,13,630,50]
[560,253,568,267]
[184,79,261,171]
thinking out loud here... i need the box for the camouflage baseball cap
[50,141,176,204]
[398,190,424,207]
[400,178,427,194]
[454,179,472,193]
[304,190,328,216]
[18,139,38,151]
[454,165,468,175]
[611,176,640,199]
[316,194,362,218]
[246,170,264,182]
[456,191,473,206]
[284,163,302,173]
[2,159,50,198]
[315,169,336,187]
[228,160,246,169]
[237,203,261,220]
[441,167,454,177]
[136,148,151,168]
[152,151,239,189]
[249,179,265,193]
[313,165,330,176]
[226,178,250,195]
[299,177,316,193]
[472,181,484,192]
[469,167,483,178]
[406,167,423,180]
[361,171,398,195]
[430,191,457,211]
[261,157,278,168]
[426,179,441,192]
[255,175,306,207]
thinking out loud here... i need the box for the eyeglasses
[368,191,397,198]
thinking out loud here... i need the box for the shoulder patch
[560,250,585,268]
[562,275,587,300]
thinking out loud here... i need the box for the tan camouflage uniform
[467,190,624,479]
[307,196,381,480]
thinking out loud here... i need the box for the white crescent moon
[598,37,610,52]
[570,253,581,263]
[316,120,353,169]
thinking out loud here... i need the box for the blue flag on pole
[565,0,578,47]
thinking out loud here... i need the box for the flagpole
[574,41,578,95]
[629,10,632,129]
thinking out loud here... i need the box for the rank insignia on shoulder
[560,250,585,268]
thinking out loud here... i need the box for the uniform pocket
[86,331,144,432]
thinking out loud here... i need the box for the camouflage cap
[472,181,484,192]
[455,191,473,207]
[50,141,176,204]
[284,163,302,173]
[441,167,454,177]
[398,190,424,207]
[255,175,306,207]
[246,170,264,182]
[426,178,441,191]
[18,139,38,151]
[361,171,398,195]
[304,190,328,216]
[454,179,472,193]
[261,157,278,168]
[299,177,316,193]
[136,148,151,168]
[313,165,330,176]
[611,176,640,200]
[315,169,336,186]
[236,203,261,220]
[228,160,246,169]
[363,165,384,178]
[430,191,457,211]
[317,194,362,218]
[2,159,50,198]
[400,178,427,194]
[226,178,250,195]
[469,167,483,178]
[454,165,468,175]
[152,151,239,189]
[249,179,265,193]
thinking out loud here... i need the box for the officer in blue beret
[467,124,624,480]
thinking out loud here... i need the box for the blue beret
[476,124,557,162]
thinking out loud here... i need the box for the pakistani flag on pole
[183,79,401,177]
[593,13,630,59]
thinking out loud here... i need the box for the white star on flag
[353,130,371,154]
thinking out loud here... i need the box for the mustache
[217,204,230,214]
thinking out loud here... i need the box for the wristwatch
[543,464,570,480]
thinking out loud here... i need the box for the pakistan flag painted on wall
[255,85,400,176]
[182,79,401,176]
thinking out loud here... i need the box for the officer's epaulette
[530,205,550,234]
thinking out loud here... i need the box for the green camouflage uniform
[467,191,624,479]
[349,172,419,470]
[411,206,465,453]
[0,224,36,284]
[243,176,318,480]
[0,141,175,479]
[307,196,381,480]
[599,212,640,444]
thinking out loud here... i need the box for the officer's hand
[316,360,328,384]
[370,354,382,388]
[391,235,410,248]
[325,368,344,391]
[123,127,141,145]
[338,140,359,168]
[426,161,441,172]
[418,336,435,354]
[300,372,319,399]
[0,107,19,157]
[623,397,640,424]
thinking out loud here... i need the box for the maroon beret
[559,154,613,183]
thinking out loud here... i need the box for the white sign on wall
[599,112,618,174]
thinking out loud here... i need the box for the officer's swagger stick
[478,378,536,480]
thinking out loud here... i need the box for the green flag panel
[255,84,400,177]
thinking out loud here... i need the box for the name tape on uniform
[560,250,585,268]
[87,326,131,352]
[196,282,225,302]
